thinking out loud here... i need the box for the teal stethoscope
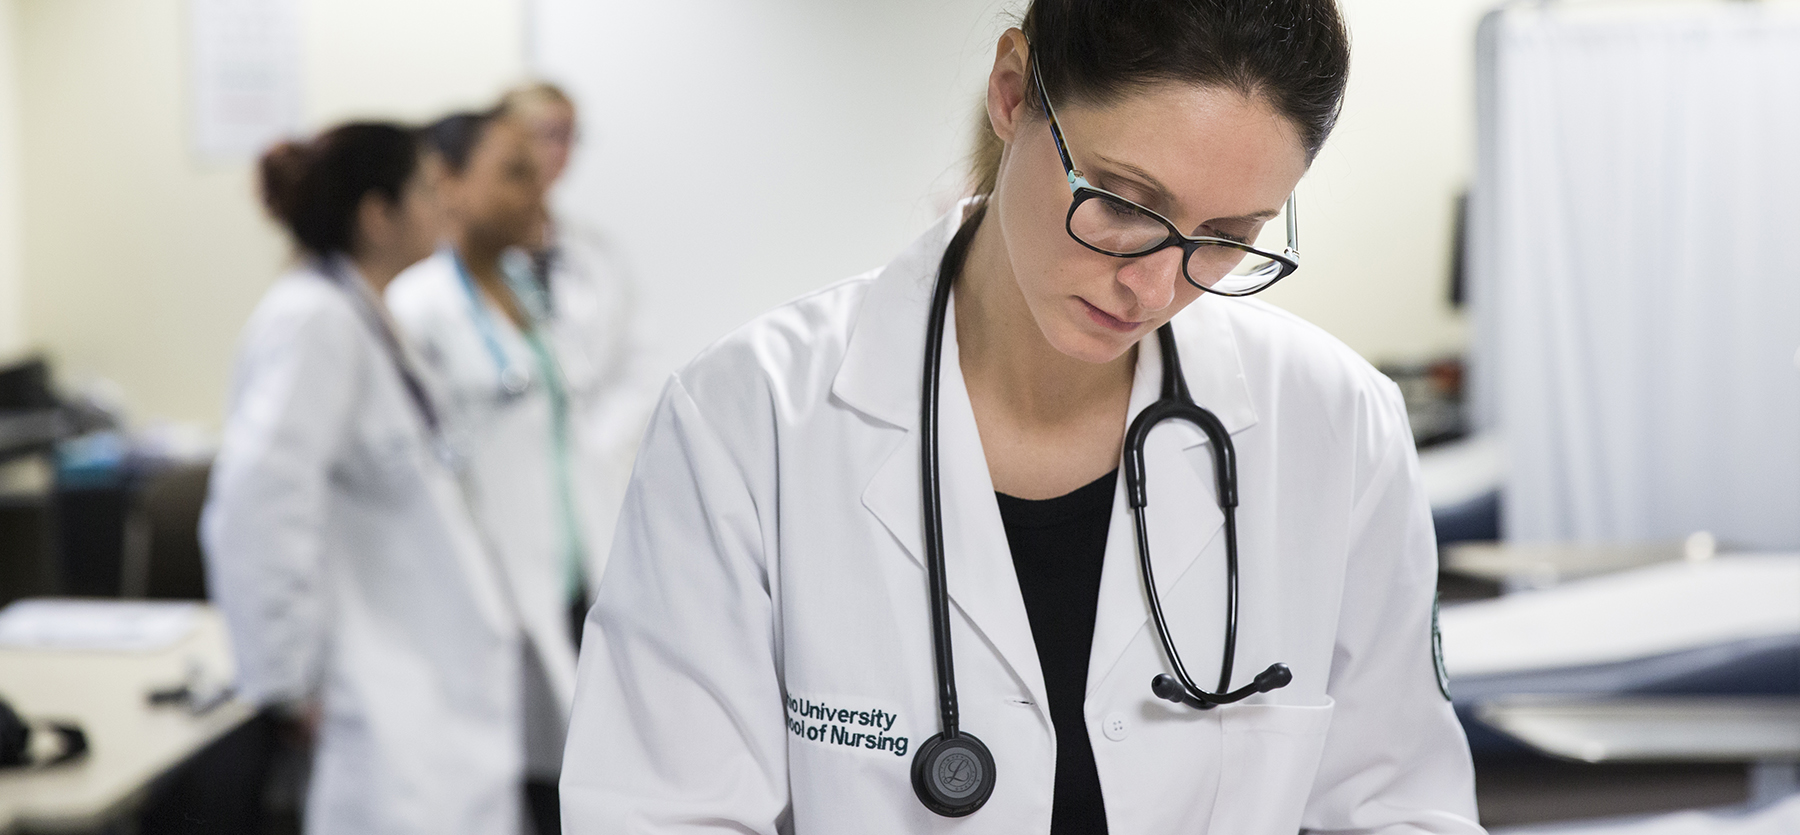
[451,251,544,401]
[450,249,590,605]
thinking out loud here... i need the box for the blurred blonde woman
[502,81,657,536]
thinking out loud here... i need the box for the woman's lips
[1080,298,1144,333]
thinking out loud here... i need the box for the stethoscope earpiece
[1254,663,1294,692]
[910,731,996,817]
[1152,673,1214,710]
[1151,663,1294,710]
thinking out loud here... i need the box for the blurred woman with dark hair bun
[202,122,538,834]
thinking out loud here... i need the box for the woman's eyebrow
[1092,153,1176,208]
[1215,208,1283,223]
[1091,152,1282,224]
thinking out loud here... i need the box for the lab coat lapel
[861,391,1049,710]
[1087,301,1259,696]
[331,257,518,639]
[847,208,946,569]
[930,301,1049,706]
[848,205,1048,707]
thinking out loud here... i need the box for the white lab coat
[561,207,1484,834]
[541,213,660,510]
[386,243,650,774]
[202,260,525,835]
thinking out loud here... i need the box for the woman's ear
[986,28,1031,145]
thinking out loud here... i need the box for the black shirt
[995,469,1116,835]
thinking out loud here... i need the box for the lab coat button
[1102,712,1129,742]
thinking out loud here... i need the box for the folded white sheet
[1439,554,1800,679]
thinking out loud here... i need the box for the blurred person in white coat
[559,1,1483,833]
[386,107,635,835]
[502,81,658,551]
[203,123,533,833]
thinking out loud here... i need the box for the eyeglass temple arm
[1285,193,1299,253]
[1030,58,1081,189]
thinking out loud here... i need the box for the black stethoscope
[910,207,1293,817]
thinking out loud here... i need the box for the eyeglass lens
[1067,194,1287,293]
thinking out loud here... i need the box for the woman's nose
[1116,247,1183,313]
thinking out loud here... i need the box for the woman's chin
[1045,320,1141,365]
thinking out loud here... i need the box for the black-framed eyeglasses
[1031,60,1300,296]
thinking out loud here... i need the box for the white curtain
[1467,2,1800,548]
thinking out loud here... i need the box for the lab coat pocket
[335,419,425,505]
[1206,698,1335,835]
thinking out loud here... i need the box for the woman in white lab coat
[203,124,530,834]
[385,109,618,835]
[562,1,1484,833]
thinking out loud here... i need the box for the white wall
[533,0,1013,375]
[12,0,527,428]
[533,0,1491,379]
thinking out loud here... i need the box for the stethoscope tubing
[918,210,985,739]
[452,251,533,400]
[1124,325,1242,703]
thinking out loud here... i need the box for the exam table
[1437,554,1800,757]
[1494,793,1800,835]
[0,600,256,833]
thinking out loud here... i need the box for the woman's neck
[454,230,507,289]
[954,207,1137,499]
[453,231,529,330]
[350,252,405,295]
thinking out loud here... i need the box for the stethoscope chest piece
[498,365,532,398]
[910,731,996,817]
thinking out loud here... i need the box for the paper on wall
[188,0,303,161]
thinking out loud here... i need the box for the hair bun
[258,139,316,229]
[255,123,420,258]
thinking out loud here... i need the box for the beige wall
[12,0,525,429]
[0,0,23,356]
[3,0,1485,429]
[300,0,526,126]
[17,0,284,426]
[1259,0,1492,364]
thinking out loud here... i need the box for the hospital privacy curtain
[1466,2,1800,548]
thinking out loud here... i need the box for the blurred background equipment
[0,354,215,611]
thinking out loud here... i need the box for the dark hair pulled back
[973,0,1350,196]
[424,109,501,175]
[260,122,422,258]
